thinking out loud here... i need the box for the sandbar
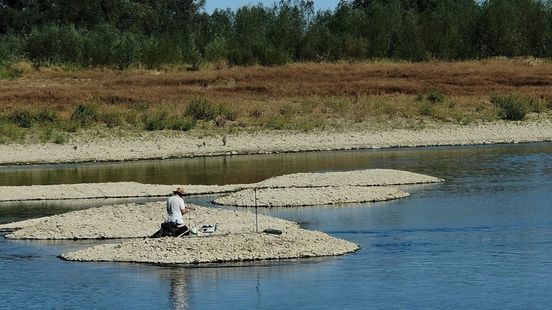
[4,202,292,240]
[1,201,359,264]
[0,169,442,202]
[214,186,410,207]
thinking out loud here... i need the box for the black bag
[151,222,189,238]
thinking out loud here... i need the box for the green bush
[72,104,99,126]
[261,47,289,66]
[58,120,80,132]
[0,122,25,143]
[36,107,59,123]
[419,102,435,117]
[40,126,67,144]
[10,109,35,128]
[426,90,445,103]
[265,116,289,130]
[185,99,220,121]
[143,111,196,131]
[143,111,169,131]
[491,95,528,121]
[168,117,196,131]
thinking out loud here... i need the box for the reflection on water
[2,143,551,186]
[168,269,189,310]
[1,143,552,308]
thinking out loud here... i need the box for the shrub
[143,111,196,131]
[419,102,435,117]
[491,95,528,121]
[0,122,25,143]
[52,133,68,144]
[143,111,169,131]
[40,126,68,144]
[185,99,219,121]
[261,47,289,66]
[426,90,445,103]
[72,104,98,126]
[168,117,196,131]
[36,107,59,123]
[10,109,35,128]
[265,116,289,130]
[58,120,80,132]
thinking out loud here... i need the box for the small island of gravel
[0,169,443,205]
[214,186,410,207]
[2,202,359,264]
[59,229,359,265]
[215,169,443,207]
[3,202,288,240]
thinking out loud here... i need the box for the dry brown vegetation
[0,59,551,143]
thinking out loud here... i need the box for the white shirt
[167,195,186,225]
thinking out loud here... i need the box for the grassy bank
[0,59,551,144]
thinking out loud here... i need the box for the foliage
[0,122,25,143]
[426,90,445,104]
[143,111,196,131]
[9,109,35,128]
[491,95,529,121]
[40,126,68,144]
[71,104,99,126]
[2,0,552,67]
[168,117,196,131]
[36,107,59,123]
[185,98,220,121]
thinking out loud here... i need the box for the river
[1,143,552,309]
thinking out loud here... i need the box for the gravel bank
[214,186,410,207]
[1,121,551,165]
[0,169,442,202]
[0,182,249,202]
[1,201,360,264]
[256,169,444,188]
[4,202,294,240]
[59,229,359,265]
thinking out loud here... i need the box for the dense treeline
[1,0,552,69]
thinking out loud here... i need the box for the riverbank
[1,121,551,165]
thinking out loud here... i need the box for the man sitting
[166,187,190,236]
[152,187,191,237]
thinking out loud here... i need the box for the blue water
[1,143,552,309]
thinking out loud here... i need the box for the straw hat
[173,187,185,196]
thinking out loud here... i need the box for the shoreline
[1,121,551,166]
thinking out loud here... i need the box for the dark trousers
[152,222,189,237]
